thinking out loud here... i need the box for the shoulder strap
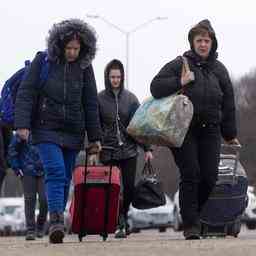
[178,56,192,94]
[35,51,50,88]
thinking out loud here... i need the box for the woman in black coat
[98,59,153,238]
[14,19,101,243]
[150,19,239,239]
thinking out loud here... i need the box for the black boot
[36,217,46,238]
[49,212,65,244]
[25,230,36,241]
[183,222,201,240]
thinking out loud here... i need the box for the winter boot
[25,230,36,241]
[49,212,65,244]
[183,222,201,240]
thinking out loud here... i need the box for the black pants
[23,175,48,231]
[171,124,221,228]
[110,156,137,226]
[0,171,5,196]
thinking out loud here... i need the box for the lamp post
[86,14,168,89]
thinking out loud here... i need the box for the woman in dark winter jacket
[14,19,102,243]
[98,59,153,238]
[150,19,239,240]
[8,134,48,241]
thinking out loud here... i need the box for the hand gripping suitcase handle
[84,145,116,180]
[85,146,115,167]
[220,144,242,184]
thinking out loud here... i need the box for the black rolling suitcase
[200,144,248,238]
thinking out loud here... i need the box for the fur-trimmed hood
[46,18,97,69]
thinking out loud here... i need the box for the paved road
[1,226,256,256]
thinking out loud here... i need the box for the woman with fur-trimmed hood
[15,19,101,243]
[151,19,239,240]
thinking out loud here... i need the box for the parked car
[0,197,24,235]
[172,190,183,231]
[64,200,72,234]
[242,186,256,229]
[127,194,174,233]
[11,207,26,235]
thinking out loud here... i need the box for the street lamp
[86,14,168,89]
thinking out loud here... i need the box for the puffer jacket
[14,19,101,149]
[98,59,150,162]
[7,134,44,176]
[150,20,237,141]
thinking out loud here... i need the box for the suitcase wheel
[201,223,227,238]
[102,233,108,241]
[78,234,83,242]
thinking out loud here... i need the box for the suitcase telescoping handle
[220,144,242,185]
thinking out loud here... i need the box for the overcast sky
[0,0,256,101]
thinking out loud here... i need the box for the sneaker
[114,228,127,239]
[25,231,36,241]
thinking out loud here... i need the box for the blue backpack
[0,51,50,127]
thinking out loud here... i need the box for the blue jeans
[36,143,78,213]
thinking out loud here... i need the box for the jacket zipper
[114,93,124,146]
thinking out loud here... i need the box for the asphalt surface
[1,226,256,256]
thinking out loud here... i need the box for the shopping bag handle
[142,160,155,176]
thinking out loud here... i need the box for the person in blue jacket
[7,133,48,241]
[14,19,102,243]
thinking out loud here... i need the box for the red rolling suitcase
[70,147,121,241]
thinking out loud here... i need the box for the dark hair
[60,33,89,60]
[189,27,213,42]
[109,63,122,71]
[62,33,79,46]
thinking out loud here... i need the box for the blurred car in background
[11,207,26,235]
[172,190,183,232]
[64,200,72,234]
[242,186,256,229]
[0,197,24,235]
[127,194,174,233]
